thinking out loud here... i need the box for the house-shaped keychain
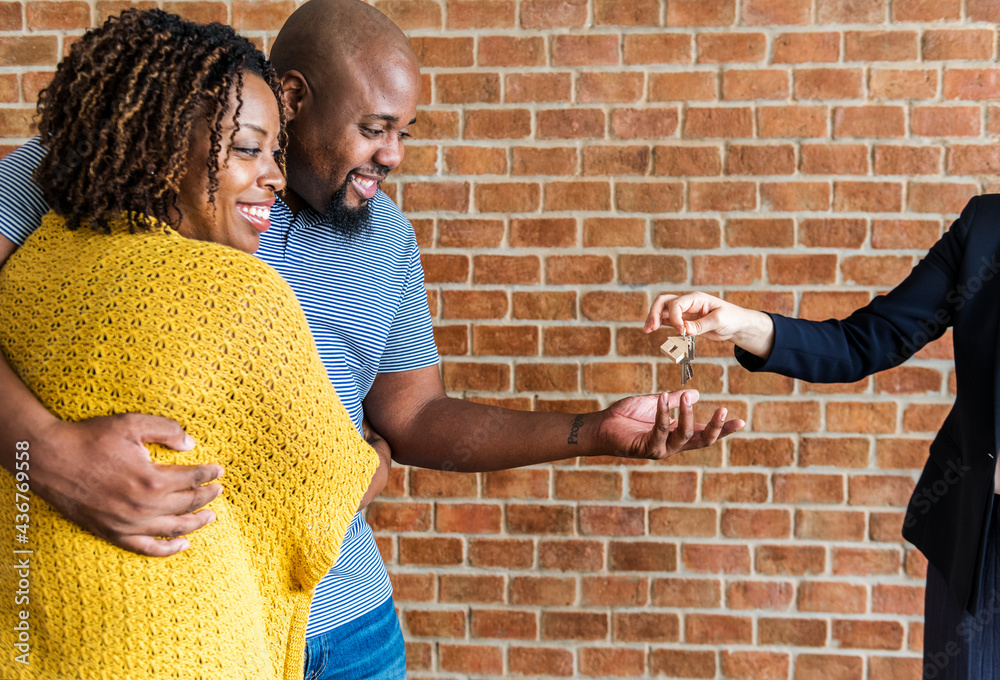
[660,337,688,363]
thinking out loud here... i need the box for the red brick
[722,69,789,100]
[693,253,761,285]
[507,504,574,535]
[552,34,618,66]
[845,30,918,62]
[944,69,1000,100]
[834,620,905,650]
[703,472,768,502]
[834,181,903,212]
[650,72,717,101]
[612,108,680,140]
[722,508,790,539]
[949,144,1000,175]
[697,32,767,63]
[512,291,576,320]
[913,106,980,138]
[726,144,795,175]
[580,648,646,676]
[465,109,531,139]
[849,475,915,507]
[539,539,604,571]
[753,401,822,433]
[618,255,687,286]
[726,581,794,610]
[0,1,20,29]
[373,0,442,29]
[774,473,845,504]
[774,32,840,63]
[653,146,721,176]
[686,614,753,644]
[616,182,684,213]
[874,145,942,176]
[399,536,463,565]
[469,538,534,568]
[474,255,540,285]
[907,182,977,214]
[795,654,864,680]
[578,72,644,103]
[541,611,608,640]
[405,609,466,637]
[649,507,718,537]
[511,146,577,177]
[630,470,698,502]
[842,255,915,286]
[721,651,790,680]
[544,327,611,356]
[796,508,866,541]
[800,292,872,321]
[761,182,831,211]
[554,469,622,501]
[834,106,905,138]
[410,36,473,67]
[447,0,514,27]
[475,182,538,213]
[161,1,226,23]
[438,220,503,249]
[583,145,650,175]
[903,403,950,433]
[440,644,503,675]
[582,576,649,607]
[470,609,536,640]
[547,255,613,284]
[756,545,825,575]
[404,181,469,213]
[729,438,794,467]
[870,656,923,680]
[614,612,681,642]
[511,576,576,606]
[871,69,937,100]
[655,218,722,248]
[520,0,586,29]
[26,0,89,29]
[420,254,469,283]
[506,73,572,103]
[595,0,659,25]
[801,144,869,175]
[893,0,960,21]
[473,325,538,357]
[509,647,573,677]
[0,36,58,66]
[442,147,503,176]
[666,0,735,26]
[441,361,510,391]
[743,0,809,24]
[610,541,678,572]
[433,324,466,355]
[583,362,653,394]
[759,617,828,647]
[652,578,721,608]
[684,107,753,138]
[538,108,606,139]
[799,581,867,613]
[581,291,648,321]
[624,34,692,64]
[796,67,864,100]
[828,402,896,434]
[440,573,504,602]
[923,29,994,61]
[411,110,459,140]
[766,254,837,285]
[874,585,924,616]
[758,105,828,138]
[834,546,902,575]
[650,650,716,678]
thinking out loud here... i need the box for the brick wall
[4,0,998,678]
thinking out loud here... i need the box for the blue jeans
[303,596,407,680]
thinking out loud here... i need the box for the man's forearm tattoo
[567,414,584,445]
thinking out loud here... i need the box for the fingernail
[177,538,190,552]
[183,434,196,449]
[720,408,728,419]
[205,510,216,524]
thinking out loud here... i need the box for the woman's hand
[643,292,777,360]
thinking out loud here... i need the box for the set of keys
[659,324,696,386]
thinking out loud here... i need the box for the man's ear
[280,70,308,122]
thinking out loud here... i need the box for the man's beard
[321,179,374,240]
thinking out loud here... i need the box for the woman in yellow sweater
[0,9,378,679]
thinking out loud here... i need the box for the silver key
[680,326,695,386]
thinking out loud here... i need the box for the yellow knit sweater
[0,213,379,680]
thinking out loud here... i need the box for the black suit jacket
[737,195,1000,614]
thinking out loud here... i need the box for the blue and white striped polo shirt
[0,139,440,637]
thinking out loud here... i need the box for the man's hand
[592,389,744,460]
[358,419,392,511]
[32,413,223,556]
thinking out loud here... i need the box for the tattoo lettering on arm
[567,414,584,445]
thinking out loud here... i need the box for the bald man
[0,1,743,677]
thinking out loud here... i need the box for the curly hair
[33,8,286,232]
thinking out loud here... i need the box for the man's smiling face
[283,46,420,238]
